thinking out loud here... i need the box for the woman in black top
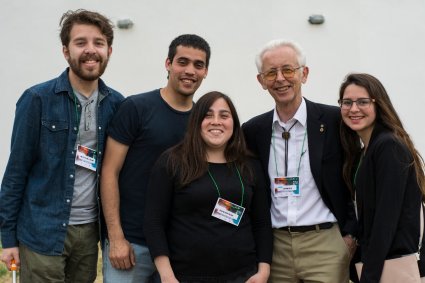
[144,91,272,283]
[338,73,425,282]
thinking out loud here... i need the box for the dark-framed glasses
[260,66,303,81]
[338,98,375,110]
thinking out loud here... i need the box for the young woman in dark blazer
[338,73,425,282]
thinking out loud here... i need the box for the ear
[108,46,112,57]
[257,74,268,90]
[165,58,171,72]
[63,45,70,60]
[203,67,209,79]
[301,66,309,84]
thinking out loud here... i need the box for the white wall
[1,0,425,176]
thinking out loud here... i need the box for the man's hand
[343,234,357,259]
[0,247,20,271]
[108,238,136,270]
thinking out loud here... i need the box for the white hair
[255,39,306,73]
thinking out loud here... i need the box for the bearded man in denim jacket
[0,9,123,282]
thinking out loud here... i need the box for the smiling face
[201,98,234,153]
[341,84,377,144]
[63,24,111,82]
[166,45,208,98]
[257,45,308,109]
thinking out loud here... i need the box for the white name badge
[75,145,97,172]
[273,176,300,197]
[212,197,245,226]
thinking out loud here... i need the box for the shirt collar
[55,68,109,99]
[272,97,307,128]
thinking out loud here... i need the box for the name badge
[75,145,97,172]
[212,197,245,226]
[273,176,300,197]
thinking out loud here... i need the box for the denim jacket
[0,69,124,255]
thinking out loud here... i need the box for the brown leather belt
[278,222,334,233]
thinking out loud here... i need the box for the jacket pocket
[41,119,69,154]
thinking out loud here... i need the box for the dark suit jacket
[242,98,357,236]
[355,123,422,282]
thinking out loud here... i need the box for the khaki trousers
[269,224,350,283]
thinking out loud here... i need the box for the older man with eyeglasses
[242,39,358,283]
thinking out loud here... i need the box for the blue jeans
[103,240,159,283]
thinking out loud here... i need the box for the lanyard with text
[209,164,246,226]
[73,92,98,172]
[271,124,307,197]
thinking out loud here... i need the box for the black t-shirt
[144,153,273,281]
[107,89,191,245]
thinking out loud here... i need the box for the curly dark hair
[59,9,114,47]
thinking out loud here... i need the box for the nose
[84,43,96,54]
[211,115,221,124]
[184,63,196,75]
[349,102,360,111]
[275,69,286,81]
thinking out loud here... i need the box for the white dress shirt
[268,98,337,228]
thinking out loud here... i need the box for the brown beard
[67,54,109,81]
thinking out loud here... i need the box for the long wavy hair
[166,91,253,188]
[339,73,425,197]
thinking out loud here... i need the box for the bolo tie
[282,120,298,176]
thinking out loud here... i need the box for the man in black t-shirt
[100,34,211,283]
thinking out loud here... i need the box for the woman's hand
[155,255,179,283]
[245,263,270,283]
[160,275,179,283]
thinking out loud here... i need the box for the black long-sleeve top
[144,153,273,281]
[355,124,422,282]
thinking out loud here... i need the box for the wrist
[257,262,270,276]
[346,234,358,246]
[107,228,125,241]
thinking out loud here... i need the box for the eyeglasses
[338,98,375,110]
[260,66,303,81]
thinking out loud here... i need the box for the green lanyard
[72,91,99,157]
[353,152,364,186]
[73,90,97,142]
[73,92,82,144]
[208,164,245,206]
[353,152,364,220]
[271,124,307,177]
